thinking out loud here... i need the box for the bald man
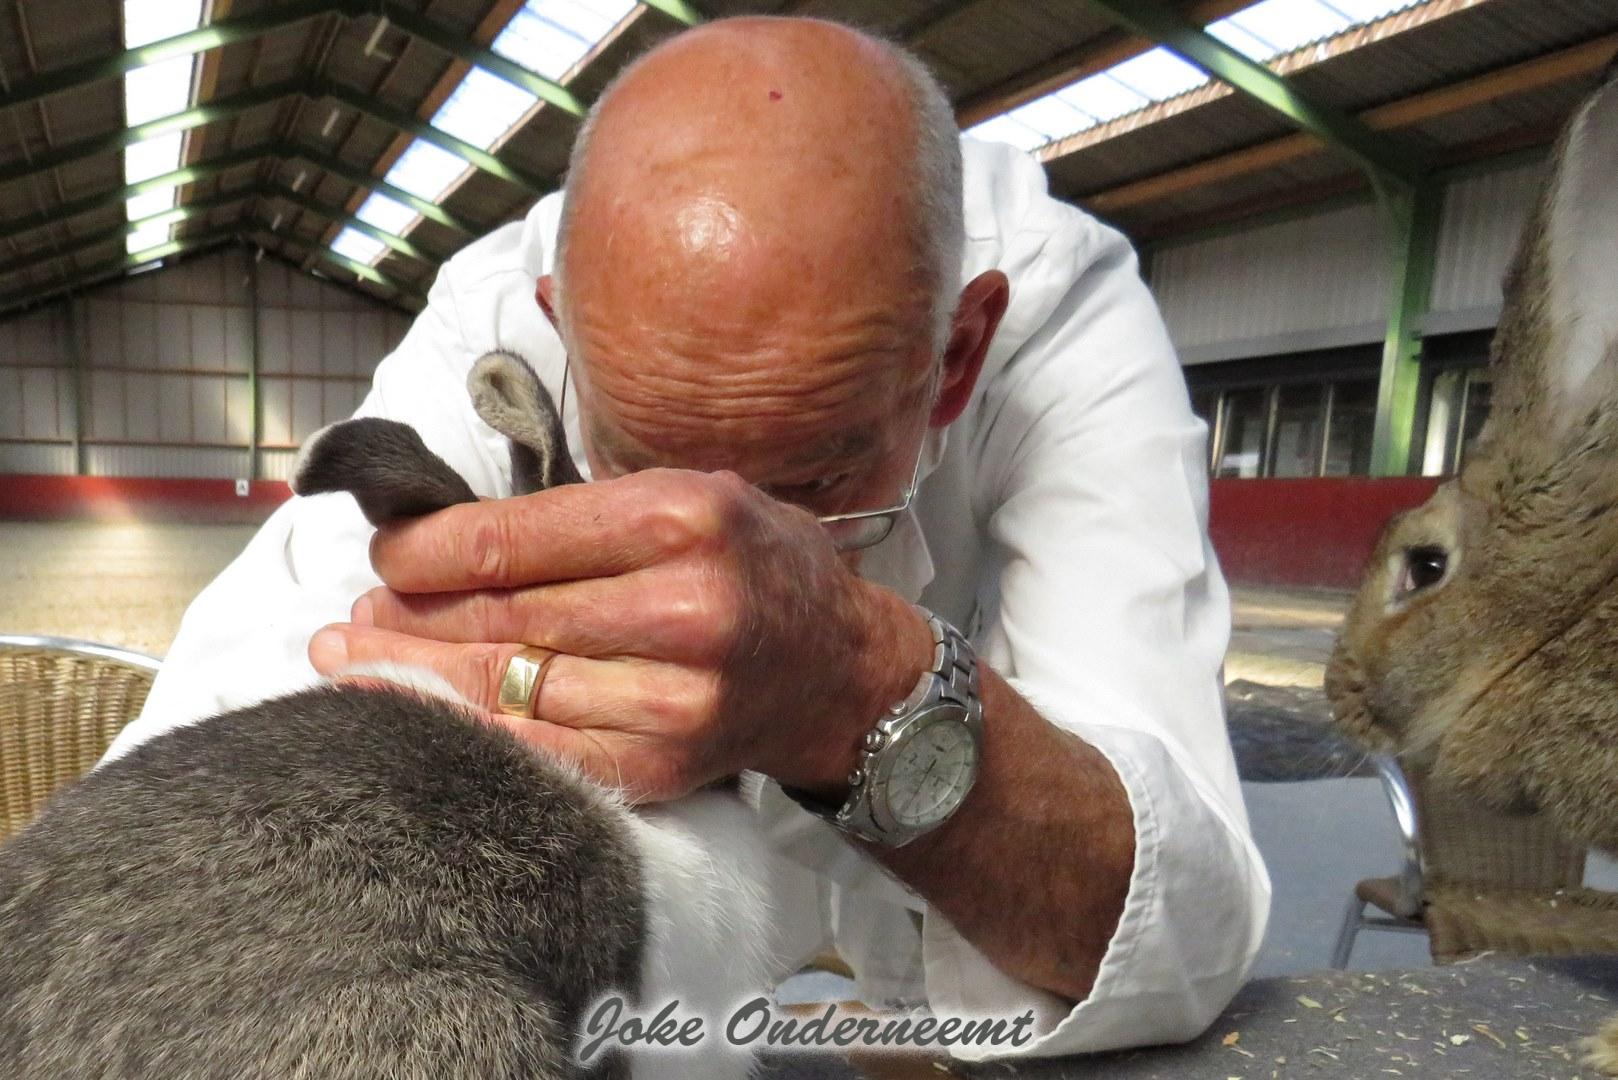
[111,16,1268,1063]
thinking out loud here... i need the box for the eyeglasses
[562,354,928,553]
[815,423,928,553]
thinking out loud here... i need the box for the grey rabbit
[0,351,773,1079]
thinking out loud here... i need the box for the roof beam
[1081,0,1423,189]
[1084,33,1618,217]
[0,0,331,113]
[954,0,1248,128]
[286,146,477,237]
[639,0,705,25]
[262,184,436,263]
[0,187,253,281]
[313,78,552,198]
[245,220,425,303]
[0,138,477,263]
[0,229,239,318]
[0,142,270,248]
[0,79,302,193]
[367,2,587,118]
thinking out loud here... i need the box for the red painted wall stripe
[0,474,292,524]
[1208,477,1443,590]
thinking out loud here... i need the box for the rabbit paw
[1581,1013,1618,1076]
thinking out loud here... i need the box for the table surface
[760,956,1618,1079]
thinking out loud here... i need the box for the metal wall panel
[84,444,250,479]
[2,247,409,479]
[0,443,75,474]
[1428,156,1547,332]
[1148,199,1393,365]
[257,448,299,482]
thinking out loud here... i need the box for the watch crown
[863,729,887,751]
[847,766,866,788]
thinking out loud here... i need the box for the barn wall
[1147,152,1549,364]
[0,246,412,481]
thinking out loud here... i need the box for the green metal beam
[1081,0,1422,190]
[246,220,425,304]
[1369,183,1441,476]
[639,0,706,26]
[0,142,269,248]
[0,187,253,280]
[3,80,303,193]
[370,3,586,118]
[314,79,552,197]
[264,184,435,262]
[0,1,332,113]
[287,146,477,236]
[0,229,238,318]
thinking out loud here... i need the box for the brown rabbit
[1326,68,1618,1070]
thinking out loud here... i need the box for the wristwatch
[782,607,983,847]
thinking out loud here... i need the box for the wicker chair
[0,635,160,842]
[1332,754,1618,967]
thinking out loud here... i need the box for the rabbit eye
[1398,546,1449,597]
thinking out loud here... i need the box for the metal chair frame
[1332,755,1429,968]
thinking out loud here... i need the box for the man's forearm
[870,665,1135,1002]
[817,587,1136,1003]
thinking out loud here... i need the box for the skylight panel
[327,0,638,272]
[433,68,540,148]
[964,115,1050,153]
[1106,48,1210,101]
[122,0,203,257]
[125,133,184,185]
[354,193,418,236]
[1319,0,1421,20]
[1206,19,1283,61]
[331,228,387,265]
[1005,95,1097,141]
[386,142,469,202]
[965,0,1444,158]
[1214,0,1354,56]
[1057,75,1151,125]
[493,0,636,80]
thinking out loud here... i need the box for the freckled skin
[554,19,939,509]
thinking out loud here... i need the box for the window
[1322,380,1377,476]
[1215,388,1269,478]
[1270,384,1327,478]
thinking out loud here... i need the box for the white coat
[107,137,1270,1060]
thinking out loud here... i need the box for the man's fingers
[353,566,735,664]
[309,623,716,746]
[368,469,747,593]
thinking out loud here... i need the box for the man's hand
[309,468,932,803]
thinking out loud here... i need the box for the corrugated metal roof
[0,0,1614,317]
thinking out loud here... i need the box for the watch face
[887,714,979,829]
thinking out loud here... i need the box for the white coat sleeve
[919,228,1270,1059]
[102,266,513,762]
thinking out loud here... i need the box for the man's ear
[535,274,560,329]
[930,270,1009,428]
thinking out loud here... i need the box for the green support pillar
[1369,182,1441,477]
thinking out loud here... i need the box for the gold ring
[497,646,556,719]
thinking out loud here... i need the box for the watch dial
[888,720,978,829]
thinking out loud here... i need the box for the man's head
[536,16,1008,523]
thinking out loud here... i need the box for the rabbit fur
[0,351,773,1079]
[1325,70,1618,1071]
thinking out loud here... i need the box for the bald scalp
[554,17,963,353]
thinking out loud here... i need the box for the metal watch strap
[780,606,982,845]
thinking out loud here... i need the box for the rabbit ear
[291,417,478,526]
[1497,75,1618,428]
[467,350,583,494]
